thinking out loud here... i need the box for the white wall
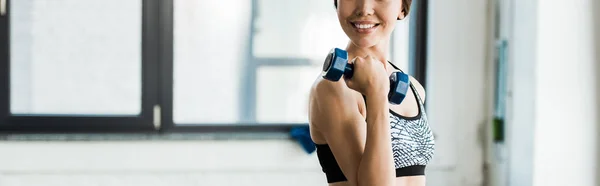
[0,138,472,186]
[0,140,327,186]
[533,0,597,185]
[427,0,491,185]
[507,0,599,186]
[596,0,600,183]
[507,0,537,185]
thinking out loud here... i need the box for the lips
[350,21,380,34]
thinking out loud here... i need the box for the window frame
[408,0,428,91]
[0,0,160,133]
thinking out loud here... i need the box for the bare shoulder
[409,76,426,103]
[308,77,362,131]
[310,77,346,98]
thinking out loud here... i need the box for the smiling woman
[309,0,434,186]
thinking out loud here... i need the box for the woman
[308,0,435,186]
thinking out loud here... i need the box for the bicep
[312,90,366,186]
[322,116,366,186]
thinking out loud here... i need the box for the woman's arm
[358,94,394,186]
[310,80,394,186]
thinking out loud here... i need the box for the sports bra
[314,62,436,183]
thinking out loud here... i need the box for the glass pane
[256,66,321,123]
[253,0,349,60]
[173,0,252,124]
[10,0,142,115]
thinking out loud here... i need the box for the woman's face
[336,0,403,48]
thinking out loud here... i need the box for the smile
[350,21,380,34]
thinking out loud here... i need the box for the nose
[354,0,374,17]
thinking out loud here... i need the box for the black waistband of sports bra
[396,165,426,177]
[325,165,426,183]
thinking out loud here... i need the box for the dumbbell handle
[343,63,354,79]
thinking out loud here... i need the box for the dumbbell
[321,48,410,105]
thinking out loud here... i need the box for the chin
[350,37,380,48]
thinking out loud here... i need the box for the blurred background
[0,0,598,186]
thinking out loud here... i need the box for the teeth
[354,24,375,29]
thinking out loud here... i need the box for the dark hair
[333,0,412,20]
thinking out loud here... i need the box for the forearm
[357,95,394,186]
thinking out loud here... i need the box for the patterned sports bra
[314,63,436,183]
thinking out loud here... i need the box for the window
[0,0,427,133]
[171,0,252,124]
[10,0,142,115]
[0,0,158,132]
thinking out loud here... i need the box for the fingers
[344,77,354,89]
[365,55,387,70]
[351,56,362,64]
[350,55,386,72]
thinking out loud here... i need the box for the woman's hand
[344,55,390,98]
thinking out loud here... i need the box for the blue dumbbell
[321,48,410,105]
